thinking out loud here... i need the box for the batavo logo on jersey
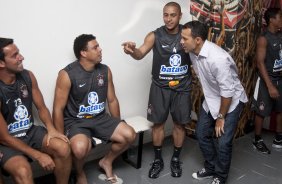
[273,59,282,72]
[77,91,105,118]
[8,104,32,135]
[273,46,282,72]
[160,54,188,75]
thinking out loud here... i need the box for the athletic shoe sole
[272,144,282,149]
[252,145,271,154]
[192,172,213,180]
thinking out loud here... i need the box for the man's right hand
[35,152,55,171]
[268,84,280,99]
[122,41,136,54]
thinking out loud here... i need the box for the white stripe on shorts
[253,77,260,100]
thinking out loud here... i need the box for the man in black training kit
[0,38,71,184]
[252,8,282,154]
[123,1,192,179]
[53,34,136,184]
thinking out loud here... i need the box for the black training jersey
[263,30,282,81]
[63,61,108,120]
[152,25,192,92]
[0,70,34,137]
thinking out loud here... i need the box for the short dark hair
[73,34,96,59]
[0,37,14,61]
[164,2,181,13]
[264,8,281,26]
[183,21,208,41]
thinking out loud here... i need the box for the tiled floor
[8,131,282,184]
[83,131,281,184]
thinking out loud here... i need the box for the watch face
[217,113,224,119]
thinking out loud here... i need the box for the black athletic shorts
[65,113,120,144]
[147,82,192,124]
[252,77,282,117]
[0,125,47,167]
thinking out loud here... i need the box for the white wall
[0,0,191,138]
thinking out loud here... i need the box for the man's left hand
[215,119,225,137]
[46,129,69,146]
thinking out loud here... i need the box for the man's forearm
[130,48,145,60]
[38,108,55,130]
[108,100,120,118]
[218,97,232,117]
[53,111,65,134]
[1,136,42,160]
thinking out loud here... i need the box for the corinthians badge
[259,102,265,111]
[97,74,104,86]
[20,84,28,98]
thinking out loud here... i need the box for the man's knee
[124,126,136,143]
[218,136,233,152]
[13,164,33,181]
[173,123,185,131]
[114,124,136,144]
[51,140,71,158]
[152,123,165,131]
[195,128,209,142]
[71,140,91,160]
[4,157,33,182]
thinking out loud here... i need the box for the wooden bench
[93,116,153,169]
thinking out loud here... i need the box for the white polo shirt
[189,41,248,119]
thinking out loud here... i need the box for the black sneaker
[253,139,271,154]
[170,157,182,177]
[272,139,282,149]
[148,159,164,179]
[192,168,213,180]
[210,177,224,184]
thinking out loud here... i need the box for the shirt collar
[198,40,210,58]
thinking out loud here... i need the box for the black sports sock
[172,146,182,159]
[255,135,262,142]
[275,133,282,141]
[154,146,162,160]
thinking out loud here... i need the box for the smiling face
[0,44,24,73]
[163,4,182,33]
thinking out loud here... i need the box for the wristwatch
[217,113,224,120]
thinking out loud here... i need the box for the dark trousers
[196,102,244,182]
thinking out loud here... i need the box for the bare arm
[0,102,55,171]
[29,71,54,131]
[106,67,120,118]
[256,36,279,99]
[122,32,155,60]
[53,70,71,134]
[0,111,42,159]
[29,71,69,145]
[218,97,232,117]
